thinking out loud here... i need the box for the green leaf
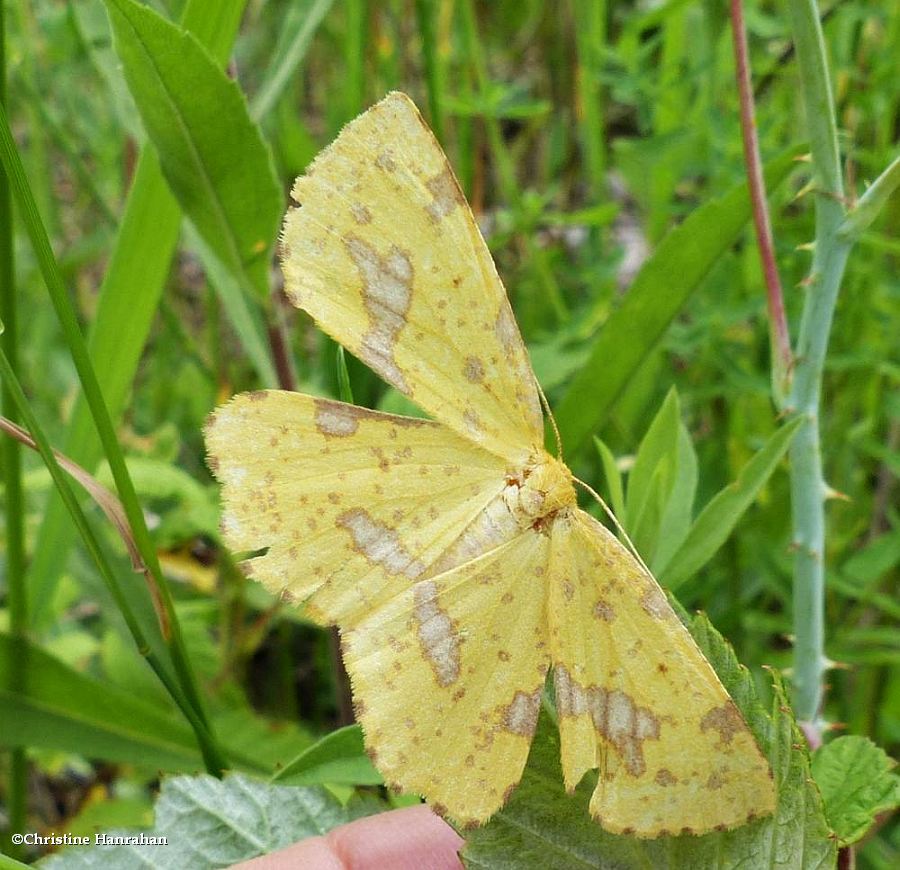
[212,707,316,773]
[0,632,287,776]
[811,736,900,845]
[841,531,900,585]
[104,0,282,301]
[554,147,801,454]
[462,612,835,869]
[653,422,698,573]
[0,632,202,771]
[626,388,680,532]
[660,417,803,590]
[40,773,382,869]
[273,724,383,787]
[594,438,627,522]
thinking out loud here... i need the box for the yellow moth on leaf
[205,92,775,837]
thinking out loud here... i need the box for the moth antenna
[535,378,563,462]
[573,476,655,580]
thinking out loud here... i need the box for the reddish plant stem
[730,0,793,397]
[267,288,298,393]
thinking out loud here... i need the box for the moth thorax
[504,453,576,527]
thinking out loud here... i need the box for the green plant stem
[785,0,850,735]
[0,351,222,775]
[0,3,27,854]
[0,101,227,775]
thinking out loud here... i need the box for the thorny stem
[729,0,792,404]
[785,0,850,737]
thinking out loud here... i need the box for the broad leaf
[273,724,383,787]
[811,736,900,846]
[594,437,627,522]
[555,148,801,454]
[660,417,802,589]
[626,387,681,538]
[0,633,293,776]
[463,612,835,869]
[104,0,282,301]
[39,774,381,869]
[0,633,203,771]
[653,422,698,572]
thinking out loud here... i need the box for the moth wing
[342,530,551,826]
[204,391,508,624]
[548,511,775,837]
[280,92,543,464]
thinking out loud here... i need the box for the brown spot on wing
[655,769,678,787]
[707,771,726,790]
[375,151,396,171]
[555,664,660,777]
[464,356,485,383]
[494,304,519,353]
[344,235,414,392]
[425,168,465,223]
[337,508,426,579]
[502,689,542,737]
[593,600,616,622]
[700,702,747,746]
[463,409,482,437]
[640,586,672,620]
[414,580,461,687]
[351,202,372,224]
[314,398,365,437]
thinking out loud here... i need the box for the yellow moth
[205,92,775,837]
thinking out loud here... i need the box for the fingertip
[328,805,464,870]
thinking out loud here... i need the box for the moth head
[505,453,576,526]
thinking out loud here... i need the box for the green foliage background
[0,0,897,866]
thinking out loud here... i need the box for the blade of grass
[26,0,246,627]
[0,101,226,775]
[250,0,335,121]
[0,2,27,856]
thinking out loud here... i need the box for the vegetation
[1,0,897,866]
